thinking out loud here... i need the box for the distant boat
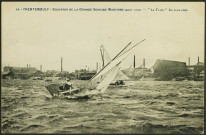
[110,71,130,85]
[45,39,145,99]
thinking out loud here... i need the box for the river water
[1,79,204,134]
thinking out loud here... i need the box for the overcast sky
[2,2,204,72]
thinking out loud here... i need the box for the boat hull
[45,83,80,97]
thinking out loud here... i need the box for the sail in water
[89,39,145,92]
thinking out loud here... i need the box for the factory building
[3,66,43,79]
[1,71,14,79]
[151,59,188,80]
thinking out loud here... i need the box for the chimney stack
[188,57,190,65]
[133,55,136,68]
[198,56,199,63]
[27,64,28,68]
[143,58,145,68]
[61,57,63,72]
[40,65,42,71]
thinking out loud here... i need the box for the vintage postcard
[1,2,204,134]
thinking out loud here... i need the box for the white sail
[89,45,117,88]
[113,70,130,81]
[100,45,130,81]
[96,64,120,93]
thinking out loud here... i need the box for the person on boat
[119,80,125,85]
[63,79,72,90]
[115,80,120,85]
[115,80,125,85]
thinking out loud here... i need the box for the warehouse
[151,59,188,80]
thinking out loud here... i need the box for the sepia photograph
[1,1,204,134]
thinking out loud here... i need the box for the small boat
[45,39,145,98]
[45,83,80,97]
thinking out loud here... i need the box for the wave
[166,102,176,105]
[34,115,49,120]
[12,112,31,118]
[178,113,204,118]
[21,124,44,132]
[134,122,203,134]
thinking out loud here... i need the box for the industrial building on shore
[1,56,204,81]
[2,65,44,79]
[123,56,204,81]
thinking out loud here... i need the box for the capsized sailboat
[45,39,145,99]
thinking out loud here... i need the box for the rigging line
[115,39,146,60]
[89,41,132,82]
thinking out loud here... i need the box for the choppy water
[1,79,204,134]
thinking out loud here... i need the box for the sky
[2,2,205,72]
